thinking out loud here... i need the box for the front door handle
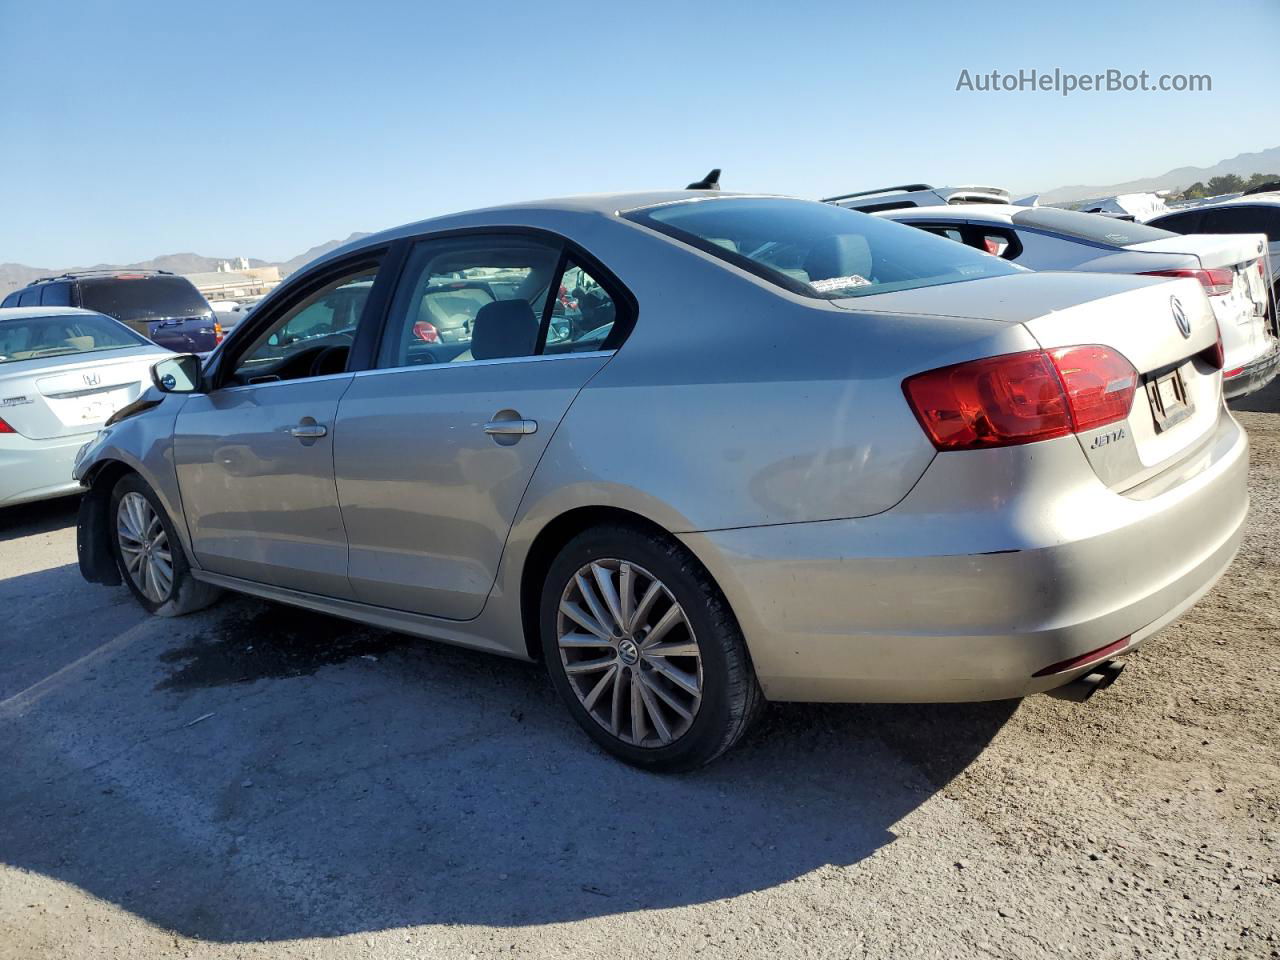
[483,419,537,436]
[289,422,328,439]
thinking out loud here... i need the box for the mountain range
[1034,146,1280,204]
[5,146,1279,297]
[0,232,372,299]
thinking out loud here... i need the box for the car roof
[1212,192,1280,208]
[875,203,1016,223]
[0,306,106,321]
[307,191,790,271]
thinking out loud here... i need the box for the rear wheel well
[519,506,679,660]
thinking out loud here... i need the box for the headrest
[803,234,873,285]
[470,299,539,361]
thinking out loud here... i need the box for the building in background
[184,259,281,303]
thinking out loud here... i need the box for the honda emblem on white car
[1171,296,1191,339]
[83,372,101,386]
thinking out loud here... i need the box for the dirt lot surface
[1,384,1277,960]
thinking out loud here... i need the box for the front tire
[110,473,221,617]
[540,523,762,771]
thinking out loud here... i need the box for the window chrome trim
[353,349,616,379]
[209,370,356,395]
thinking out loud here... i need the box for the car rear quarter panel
[511,217,1041,534]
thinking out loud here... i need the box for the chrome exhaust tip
[1044,659,1126,703]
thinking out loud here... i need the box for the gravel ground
[1,383,1277,960]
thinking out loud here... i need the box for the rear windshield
[0,312,148,363]
[624,197,1020,299]
[77,275,211,322]
[1011,208,1176,247]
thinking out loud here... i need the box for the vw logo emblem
[1171,297,1191,339]
[83,372,101,386]
[617,638,640,666]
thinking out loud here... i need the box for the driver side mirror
[151,353,203,393]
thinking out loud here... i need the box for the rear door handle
[289,423,328,439]
[483,419,537,436]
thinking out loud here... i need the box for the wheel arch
[77,458,137,585]
[518,505,702,661]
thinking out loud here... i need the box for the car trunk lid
[0,348,164,439]
[1130,233,1273,377]
[1018,276,1221,492]
[842,271,1225,492]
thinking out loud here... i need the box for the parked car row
[871,203,1277,398]
[65,188,1249,770]
[2,270,221,353]
[0,307,170,506]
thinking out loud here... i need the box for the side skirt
[190,569,530,661]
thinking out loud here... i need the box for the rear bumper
[1224,340,1280,399]
[0,432,94,507]
[681,410,1249,703]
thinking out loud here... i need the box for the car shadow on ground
[0,494,79,543]
[0,544,1016,943]
[1228,374,1280,413]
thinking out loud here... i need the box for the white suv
[824,182,1010,213]
[878,203,1278,399]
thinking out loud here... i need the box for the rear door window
[39,283,71,306]
[378,234,561,368]
[77,275,211,322]
[1201,205,1280,242]
[921,226,965,243]
[1149,210,1204,234]
[543,260,618,354]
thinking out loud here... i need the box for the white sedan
[0,306,170,507]
[877,204,1277,398]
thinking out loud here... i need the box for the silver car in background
[74,193,1248,770]
[0,307,169,507]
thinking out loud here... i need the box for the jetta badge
[1171,296,1191,339]
[83,372,101,386]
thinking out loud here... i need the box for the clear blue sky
[2,0,1276,266]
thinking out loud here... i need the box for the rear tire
[540,523,763,771]
[110,473,221,617]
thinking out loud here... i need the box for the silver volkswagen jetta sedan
[74,193,1248,770]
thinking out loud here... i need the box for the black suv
[1,270,220,352]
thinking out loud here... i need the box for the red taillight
[1224,367,1244,378]
[903,350,1072,450]
[903,346,1137,452]
[1032,636,1131,677]
[0,417,14,434]
[412,320,439,343]
[214,321,224,345]
[1142,267,1234,297]
[1207,325,1225,371]
[1046,345,1138,431]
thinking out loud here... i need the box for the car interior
[631,199,1020,300]
[0,316,143,362]
[226,274,377,386]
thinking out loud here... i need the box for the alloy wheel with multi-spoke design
[557,558,703,747]
[116,492,174,604]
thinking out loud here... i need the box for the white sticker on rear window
[810,275,871,294]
